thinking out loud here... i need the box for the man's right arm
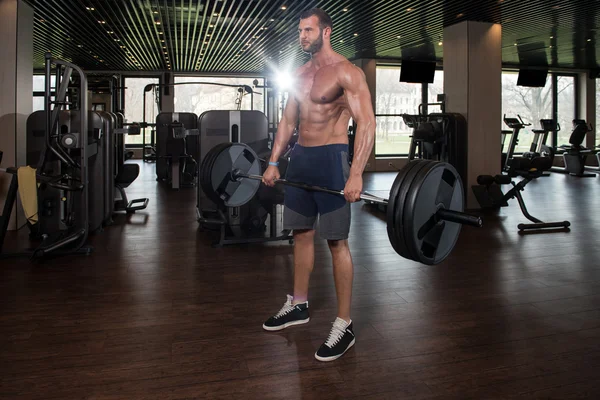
[269,94,299,163]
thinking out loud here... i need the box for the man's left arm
[339,64,376,202]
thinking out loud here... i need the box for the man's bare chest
[295,69,345,106]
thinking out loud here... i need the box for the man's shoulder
[294,61,313,76]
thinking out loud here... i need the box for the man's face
[298,16,325,54]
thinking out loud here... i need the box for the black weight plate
[386,160,429,259]
[200,142,233,206]
[403,161,464,265]
[210,143,262,207]
[386,160,426,257]
[401,161,438,262]
[200,143,222,204]
[394,160,436,262]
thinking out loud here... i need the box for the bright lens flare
[275,70,294,90]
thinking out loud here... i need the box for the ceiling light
[213,13,218,16]
[159,32,163,35]
[343,8,348,12]
[281,6,287,10]
[153,11,158,14]
[339,40,344,43]
[588,38,592,42]
[270,19,275,21]
[438,41,443,46]
[98,20,105,24]
[155,21,161,25]
[209,24,214,27]
[86,7,95,11]
[457,13,464,18]
[406,8,414,12]
[354,33,358,36]
[550,36,554,39]
[397,35,401,39]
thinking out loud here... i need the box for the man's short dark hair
[299,8,333,30]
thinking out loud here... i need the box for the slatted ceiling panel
[28,0,599,73]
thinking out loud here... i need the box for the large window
[123,77,160,145]
[173,76,264,114]
[375,65,422,156]
[32,75,56,112]
[501,71,552,153]
[556,75,576,146]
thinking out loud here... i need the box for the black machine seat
[507,155,552,178]
[566,120,591,148]
[115,163,140,189]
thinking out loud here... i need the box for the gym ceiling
[28,0,599,74]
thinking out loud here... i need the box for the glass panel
[32,75,56,112]
[173,76,264,114]
[123,77,160,145]
[501,71,552,153]
[556,75,576,146]
[375,65,421,155]
[375,115,413,156]
[427,69,444,114]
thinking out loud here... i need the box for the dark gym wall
[0,0,33,230]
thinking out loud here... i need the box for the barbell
[199,142,483,265]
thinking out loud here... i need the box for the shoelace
[274,294,295,319]
[324,319,348,348]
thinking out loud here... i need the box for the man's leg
[327,239,353,322]
[292,229,315,304]
[262,186,316,331]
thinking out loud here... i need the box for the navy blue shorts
[283,143,351,240]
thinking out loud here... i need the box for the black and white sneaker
[315,317,355,362]
[262,294,310,331]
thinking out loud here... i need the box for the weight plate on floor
[403,161,464,265]
[394,160,434,262]
[200,142,262,207]
[386,160,428,259]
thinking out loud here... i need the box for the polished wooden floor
[2,162,600,400]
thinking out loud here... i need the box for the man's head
[298,8,332,54]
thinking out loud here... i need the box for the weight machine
[1,54,94,259]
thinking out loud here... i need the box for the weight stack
[155,112,200,182]
[430,112,468,200]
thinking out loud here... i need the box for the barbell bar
[232,170,482,229]
[199,142,483,265]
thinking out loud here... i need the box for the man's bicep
[342,66,375,124]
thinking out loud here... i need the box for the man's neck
[311,47,335,69]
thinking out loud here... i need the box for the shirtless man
[261,8,375,362]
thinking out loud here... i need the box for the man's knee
[327,238,349,251]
